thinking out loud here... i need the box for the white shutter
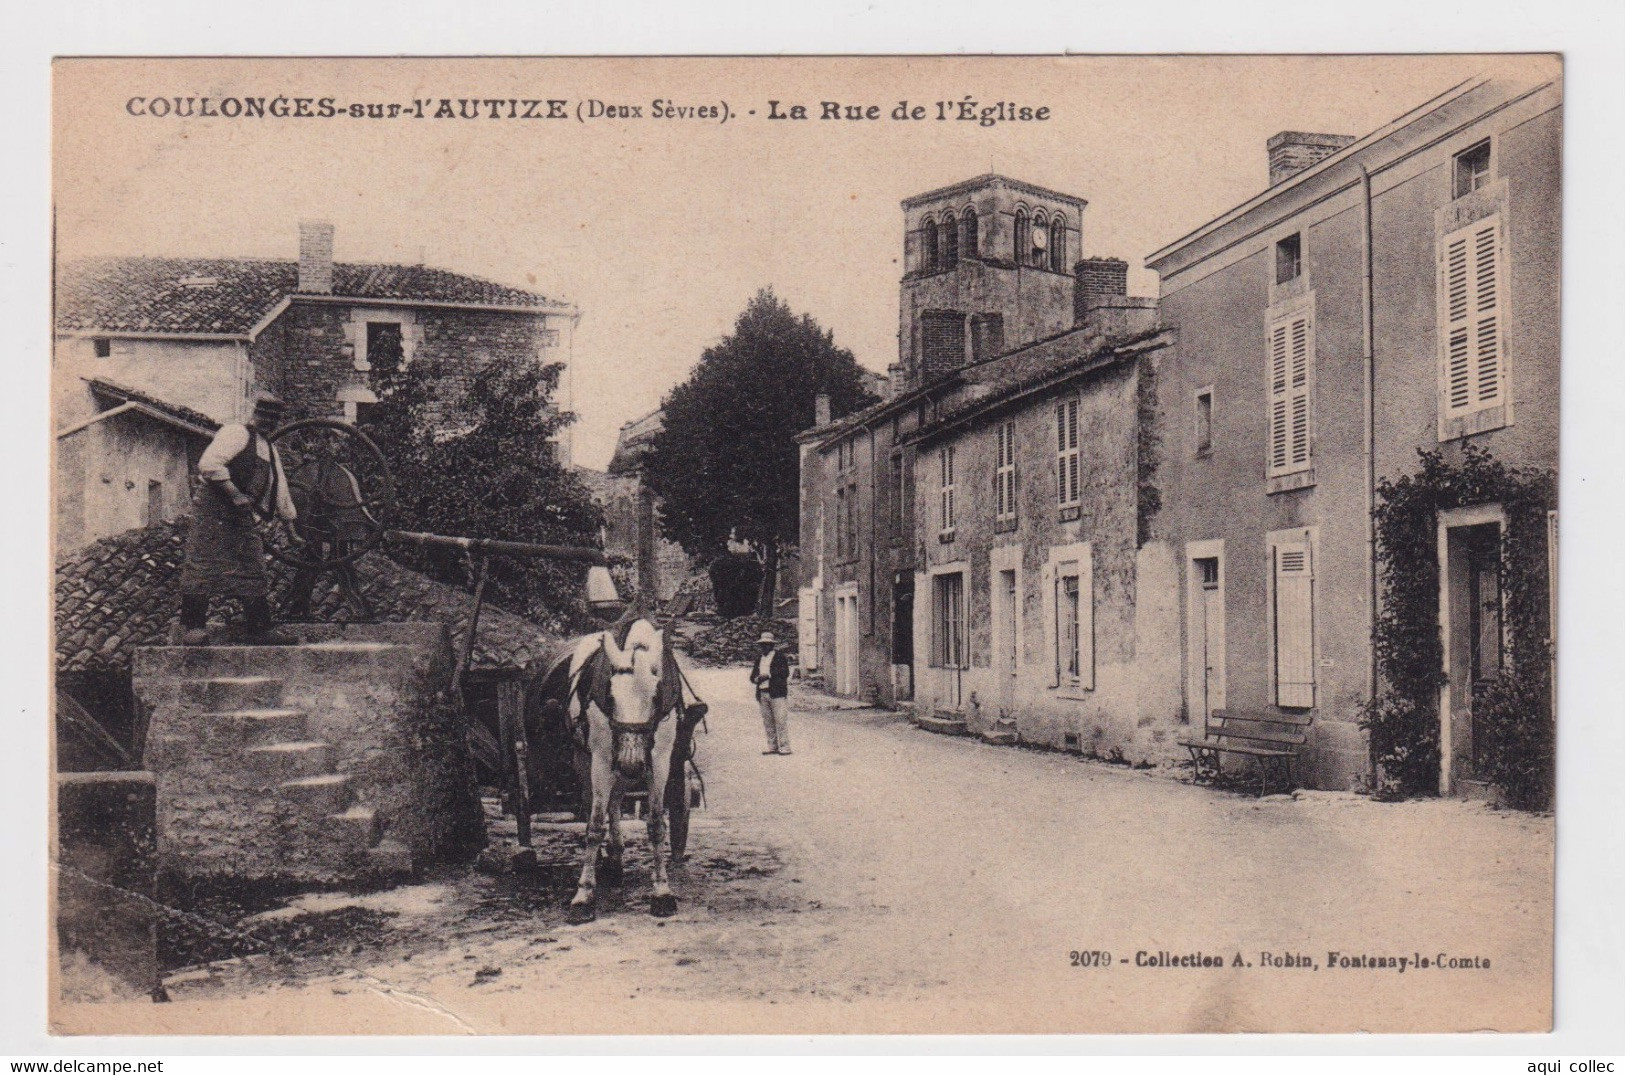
[1043,563,1061,687]
[1267,315,1312,475]
[1439,216,1506,416]
[1079,546,1095,690]
[1273,540,1315,708]
[798,588,820,671]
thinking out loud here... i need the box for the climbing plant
[1361,444,1555,809]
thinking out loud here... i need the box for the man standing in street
[750,631,791,755]
[178,393,299,646]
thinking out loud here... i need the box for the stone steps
[245,740,335,780]
[208,708,308,746]
[180,675,284,710]
[279,773,352,815]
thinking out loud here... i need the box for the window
[1272,538,1316,708]
[1454,140,1492,199]
[1195,388,1214,455]
[92,338,111,358]
[938,444,956,535]
[961,207,978,259]
[1437,215,1508,421]
[1014,209,1028,264]
[932,571,966,668]
[922,215,939,272]
[994,421,1017,524]
[942,210,958,268]
[1030,212,1048,268]
[1049,216,1067,273]
[353,401,377,427]
[1047,545,1094,690]
[1267,310,1314,476]
[145,479,163,527]
[970,313,1005,362]
[1056,397,1080,506]
[365,321,405,374]
[1275,233,1302,285]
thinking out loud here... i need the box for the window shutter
[1080,547,1095,690]
[1267,315,1312,475]
[798,589,819,670]
[1273,540,1315,708]
[1439,216,1506,416]
[1042,563,1060,687]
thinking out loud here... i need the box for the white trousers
[757,693,790,752]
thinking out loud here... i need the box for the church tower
[897,175,1087,388]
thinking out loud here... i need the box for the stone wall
[133,622,483,885]
[56,771,160,1002]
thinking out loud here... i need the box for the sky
[52,55,1546,470]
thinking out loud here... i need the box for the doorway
[891,572,915,702]
[1185,542,1226,723]
[1438,507,1506,794]
[833,586,860,697]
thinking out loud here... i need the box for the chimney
[886,363,904,400]
[297,220,335,294]
[1267,131,1356,186]
[814,392,832,427]
[1075,256,1129,325]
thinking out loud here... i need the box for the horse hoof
[599,861,624,887]
[566,901,597,924]
[649,894,678,918]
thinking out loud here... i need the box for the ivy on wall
[1361,444,1555,809]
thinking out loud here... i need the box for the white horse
[559,617,681,922]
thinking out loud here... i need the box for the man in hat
[177,393,299,645]
[749,631,791,755]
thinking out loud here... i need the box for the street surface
[57,660,1554,1035]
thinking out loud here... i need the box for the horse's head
[602,618,665,727]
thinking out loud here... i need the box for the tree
[643,289,879,616]
[361,343,605,636]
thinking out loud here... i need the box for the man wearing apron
[177,394,299,645]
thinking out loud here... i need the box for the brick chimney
[1267,131,1356,186]
[297,220,335,294]
[1075,256,1128,325]
[814,391,831,427]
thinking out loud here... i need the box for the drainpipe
[1358,165,1378,707]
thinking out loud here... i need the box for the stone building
[1147,74,1561,792]
[797,174,1158,711]
[577,407,698,608]
[54,221,578,551]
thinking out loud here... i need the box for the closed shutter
[1080,548,1095,690]
[1273,540,1315,708]
[798,588,819,671]
[1267,313,1313,475]
[939,445,956,532]
[995,421,1017,520]
[1056,398,1080,505]
[1439,216,1507,415]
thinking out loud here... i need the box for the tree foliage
[361,343,605,635]
[642,289,879,613]
[1361,444,1555,808]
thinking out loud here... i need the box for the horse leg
[646,722,679,917]
[568,747,612,923]
[601,776,625,887]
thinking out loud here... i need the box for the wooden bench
[1177,709,1311,796]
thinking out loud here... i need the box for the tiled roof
[55,519,555,677]
[84,378,222,434]
[906,327,1170,446]
[55,257,560,336]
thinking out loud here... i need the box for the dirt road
[58,661,1554,1035]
